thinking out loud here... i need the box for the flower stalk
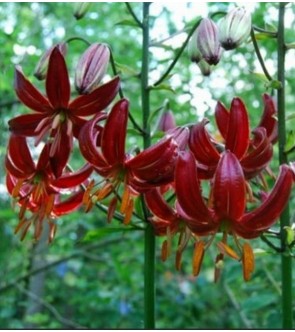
[277,3,293,329]
[141,3,155,329]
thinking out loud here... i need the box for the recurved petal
[7,134,35,176]
[101,99,128,165]
[8,113,47,136]
[145,188,177,221]
[46,47,70,109]
[52,164,93,188]
[213,151,246,221]
[257,94,278,143]
[14,66,52,113]
[189,120,220,167]
[215,101,229,140]
[69,76,120,116]
[241,128,273,178]
[166,126,189,151]
[239,165,293,231]
[175,151,212,223]
[78,113,109,169]
[53,191,84,216]
[225,98,250,159]
[126,137,178,183]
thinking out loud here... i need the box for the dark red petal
[36,144,51,171]
[239,165,293,231]
[126,137,178,183]
[78,113,109,169]
[257,94,278,143]
[14,66,52,113]
[189,120,220,167]
[213,151,246,221]
[7,134,35,175]
[241,128,273,178]
[145,189,177,221]
[225,98,250,159]
[8,113,47,136]
[175,151,212,223]
[101,99,128,165]
[69,76,120,116]
[53,191,84,216]
[5,155,28,178]
[46,47,70,109]
[166,126,189,150]
[215,101,229,140]
[52,164,93,188]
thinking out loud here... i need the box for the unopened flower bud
[197,59,212,76]
[188,28,202,63]
[75,43,110,94]
[158,110,176,132]
[197,18,222,65]
[74,3,91,20]
[34,43,67,80]
[218,7,252,50]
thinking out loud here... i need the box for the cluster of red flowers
[5,44,294,281]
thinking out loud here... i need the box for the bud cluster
[188,7,252,75]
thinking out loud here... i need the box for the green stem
[125,2,143,28]
[277,3,293,329]
[250,27,273,81]
[141,3,155,329]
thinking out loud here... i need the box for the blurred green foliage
[0,2,294,329]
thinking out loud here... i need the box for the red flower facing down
[5,134,92,242]
[9,46,120,177]
[173,150,293,280]
[78,98,185,224]
[189,95,276,179]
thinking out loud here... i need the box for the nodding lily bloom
[79,98,182,223]
[5,134,92,242]
[174,150,293,281]
[189,96,275,179]
[9,47,120,175]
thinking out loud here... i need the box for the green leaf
[284,130,295,153]
[249,71,269,84]
[150,83,175,94]
[115,19,141,28]
[115,61,139,77]
[82,226,138,242]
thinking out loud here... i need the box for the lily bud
[158,110,176,132]
[74,3,91,20]
[34,43,67,80]
[197,18,222,65]
[75,43,110,94]
[188,28,202,63]
[218,7,252,50]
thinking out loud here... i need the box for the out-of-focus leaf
[82,226,138,242]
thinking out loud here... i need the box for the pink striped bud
[75,43,110,94]
[158,110,176,132]
[197,18,222,65]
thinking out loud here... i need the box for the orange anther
[242,242,255,281]
[192,241,205,277]
[217,241,240,260]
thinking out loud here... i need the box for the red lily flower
[5,134,92,242]
[173,150,293,280]
[9,47,120,176]
[189,96,275,179]
[78,98,183,223]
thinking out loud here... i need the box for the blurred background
[0,2,295,328]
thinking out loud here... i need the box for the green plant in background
[0,2,295,329]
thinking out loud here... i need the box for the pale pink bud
[197,18,222,65]
[75,43,110,94]
[34,43,67,80]
[158,110,176,132]
[218,7,252,50]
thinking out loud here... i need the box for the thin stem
[125,2,143,28]
[253,25,277,37]
[65,36,90,46]
[153,18,201,87]
[250,27,273,81]
[277,3,293,329]
[141,3,155,329]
